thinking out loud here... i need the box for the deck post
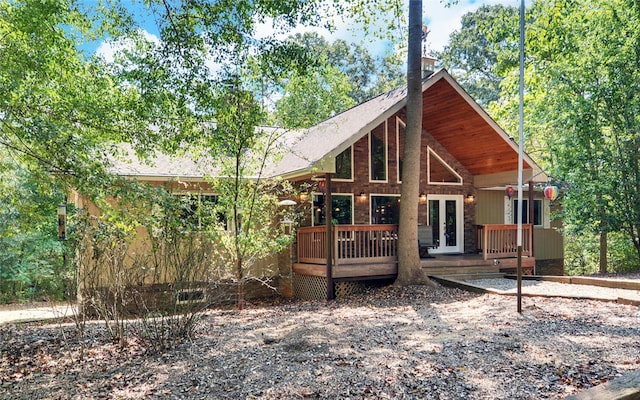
[325,173,334,300]
[528,183,535,273]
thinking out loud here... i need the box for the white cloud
[95,30,161,63]
[254,0,531,59]
[424,0,533,53]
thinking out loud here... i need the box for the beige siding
[72,191,284,289]
[476,189,563,261]
[534,228,563,260]
[476,190,505,224]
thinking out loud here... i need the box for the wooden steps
[422,264,502,277]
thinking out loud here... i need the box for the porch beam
[474,168,545,188]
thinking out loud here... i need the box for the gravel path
[466,278,640,302]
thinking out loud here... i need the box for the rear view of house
[272,68,563,300]
[72,68,563,306]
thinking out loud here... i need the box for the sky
[95,0,532,62]
[423,0,531,53]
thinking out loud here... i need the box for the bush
[564,231,640,275]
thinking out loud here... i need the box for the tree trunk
[396,0,429,286]
[599,230,607,274]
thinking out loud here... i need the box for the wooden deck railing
[297,224,398,266]
[475,224,532,260]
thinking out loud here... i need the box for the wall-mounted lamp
[359,192,367,200]
[419,193,427,202]
[466,194,475,203]
[299,193,309,202]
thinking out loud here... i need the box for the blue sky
[422,0,531,53]
[94,0,532,62]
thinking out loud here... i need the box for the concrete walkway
[0,303,76,325]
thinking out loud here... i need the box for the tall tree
[396,0,425,285]
[0,0,142,192]
[494,0,640,271]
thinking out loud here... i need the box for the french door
[427,195,463,254]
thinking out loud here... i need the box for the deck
[294,225,535,280]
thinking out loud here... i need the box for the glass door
[427,195,463,254]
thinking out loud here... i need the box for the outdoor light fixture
[359,192,367,200]
[419,193,427,202]
[466,194,475,203]
[277,200,296,234]
[299,193,309,202]
[57,202,67,241]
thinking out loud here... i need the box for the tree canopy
[271,32,404,128]
[0,0,409,302]
[471,0,640,271]
[436,4,519,107]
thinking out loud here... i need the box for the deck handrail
[475,224,532,260]
[297,224,398,265]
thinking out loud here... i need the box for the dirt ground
[1,283,640,399]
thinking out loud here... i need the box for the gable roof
[109,145,218,179]
[112,69,546,187]
[270,69,547,186]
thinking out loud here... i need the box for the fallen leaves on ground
[1,284,640,399]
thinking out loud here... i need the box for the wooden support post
[325,173,334,300]
[528,183,535,260]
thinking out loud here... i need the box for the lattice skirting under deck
[293,274,372,300]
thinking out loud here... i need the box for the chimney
[421,55,436,79]
[421,25,436,79]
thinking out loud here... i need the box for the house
[265,68,563,300]
[72,67,563,305]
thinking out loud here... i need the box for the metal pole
[517,0,525,313]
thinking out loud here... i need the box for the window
[371,195,400,225]
[334,147,353,181]
[513,199,542,226]
[396,117,405,183]
[369,121,387,182]
[312,194,353,225]
[427,148,462,185]
[176,194,226,230]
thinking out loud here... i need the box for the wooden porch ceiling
[422,79,532,178]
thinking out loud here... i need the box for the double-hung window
[312,194,353,225]
[370,195,400,225]
[176,194,227,230]
[513,199,542,226]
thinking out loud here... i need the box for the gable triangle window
[427,147,462,185]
